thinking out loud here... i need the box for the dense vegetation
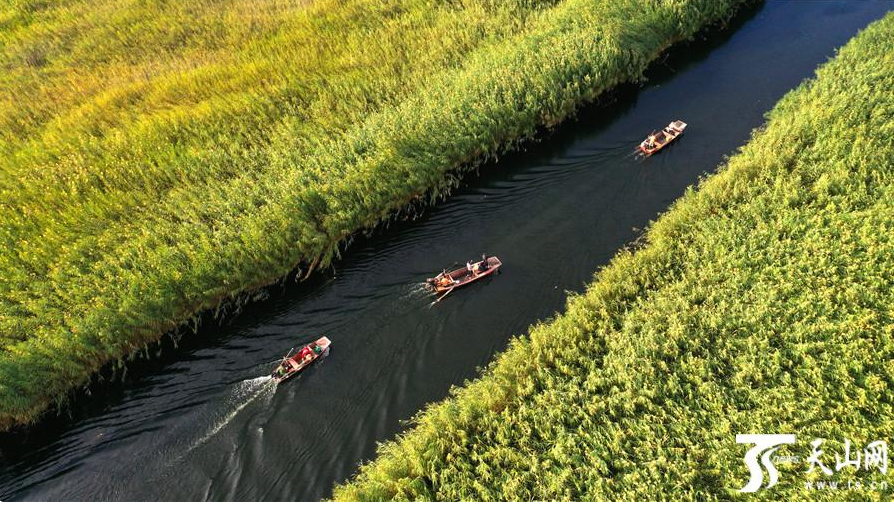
[333,12,894,501]
[0,0,746,428]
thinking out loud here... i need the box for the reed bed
[0,0,745,427]
[333,12,894,500]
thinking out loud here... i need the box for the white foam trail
[184,376,275,454]
[400,282,434,302]
[233,375,272,396]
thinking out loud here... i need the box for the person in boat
[437,271,454,287]
[301,347,314,361]
[470,255,486,275]
[466,260,474,274]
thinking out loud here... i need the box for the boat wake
[400,282,434,302]
[183,376,275,455]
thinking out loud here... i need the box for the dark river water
[1,0,891,500]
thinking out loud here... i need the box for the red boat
[271,337,331,384]
[427,256,502,296]
[639,120,687,156]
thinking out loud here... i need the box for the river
[1,0,891,500]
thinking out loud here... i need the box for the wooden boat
[427,256,502,295]
[639,120,687,156]
[271,336,331,384]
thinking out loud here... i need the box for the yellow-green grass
[0,0,747,428]
[332,12,894,501]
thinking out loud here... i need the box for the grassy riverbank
[333,12,894,501]
[0,0,747,428]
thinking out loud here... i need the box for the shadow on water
[2,0,892,501]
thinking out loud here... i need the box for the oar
[428,262,459,286]
[270,347,295,374]
[430,286,455,306]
